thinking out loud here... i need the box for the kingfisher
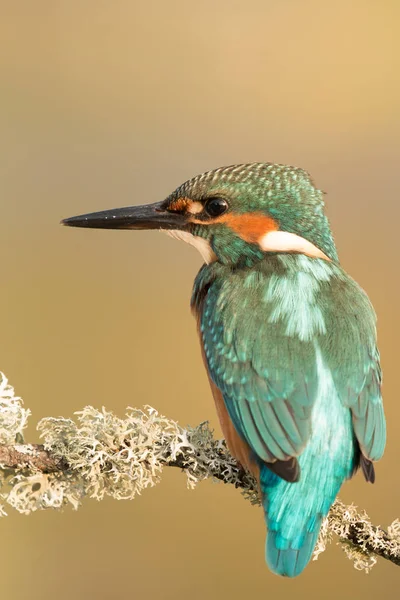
[62,163,386,577]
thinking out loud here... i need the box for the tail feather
[266,524,322,577]
[260,462,337,577]
[258,374,358,577]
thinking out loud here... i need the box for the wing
[321,272,386,481]
[198,270,319,481]
[346,348,385,464]
[321,276,386,466]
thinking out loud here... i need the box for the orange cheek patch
[217,212,278,243]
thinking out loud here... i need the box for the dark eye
[204,197,229,217]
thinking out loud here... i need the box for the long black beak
[61,201,187,230]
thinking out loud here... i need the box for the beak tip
[61,215,92,228]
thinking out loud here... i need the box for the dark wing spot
[266,457,300,483]
[360,455,375,484]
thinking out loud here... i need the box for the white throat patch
[164,230,217,264]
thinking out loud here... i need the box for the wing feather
[199,274,318,468]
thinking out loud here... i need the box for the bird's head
[62,163,338,266]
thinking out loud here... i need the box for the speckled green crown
[170,163,338,262]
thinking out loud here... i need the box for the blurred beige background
[1,1,399,598]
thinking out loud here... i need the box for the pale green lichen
[388,519,400,541]
[38,405,184,502]
[0,372,30,444]
[0,372,31,516]
[7,472,84,514]
[314,500,400,572]
[182,422,259,503]
[0,399,255,515]
[35,408,256,507]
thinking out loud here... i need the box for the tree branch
[0,372,398,572]
[0,435,398,570]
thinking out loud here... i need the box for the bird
[62,162,386,577]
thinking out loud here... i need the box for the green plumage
[192,252,385,576]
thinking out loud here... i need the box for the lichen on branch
[0,372,398,572]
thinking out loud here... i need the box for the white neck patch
[259,231,330,261]
[164,230,217,264]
